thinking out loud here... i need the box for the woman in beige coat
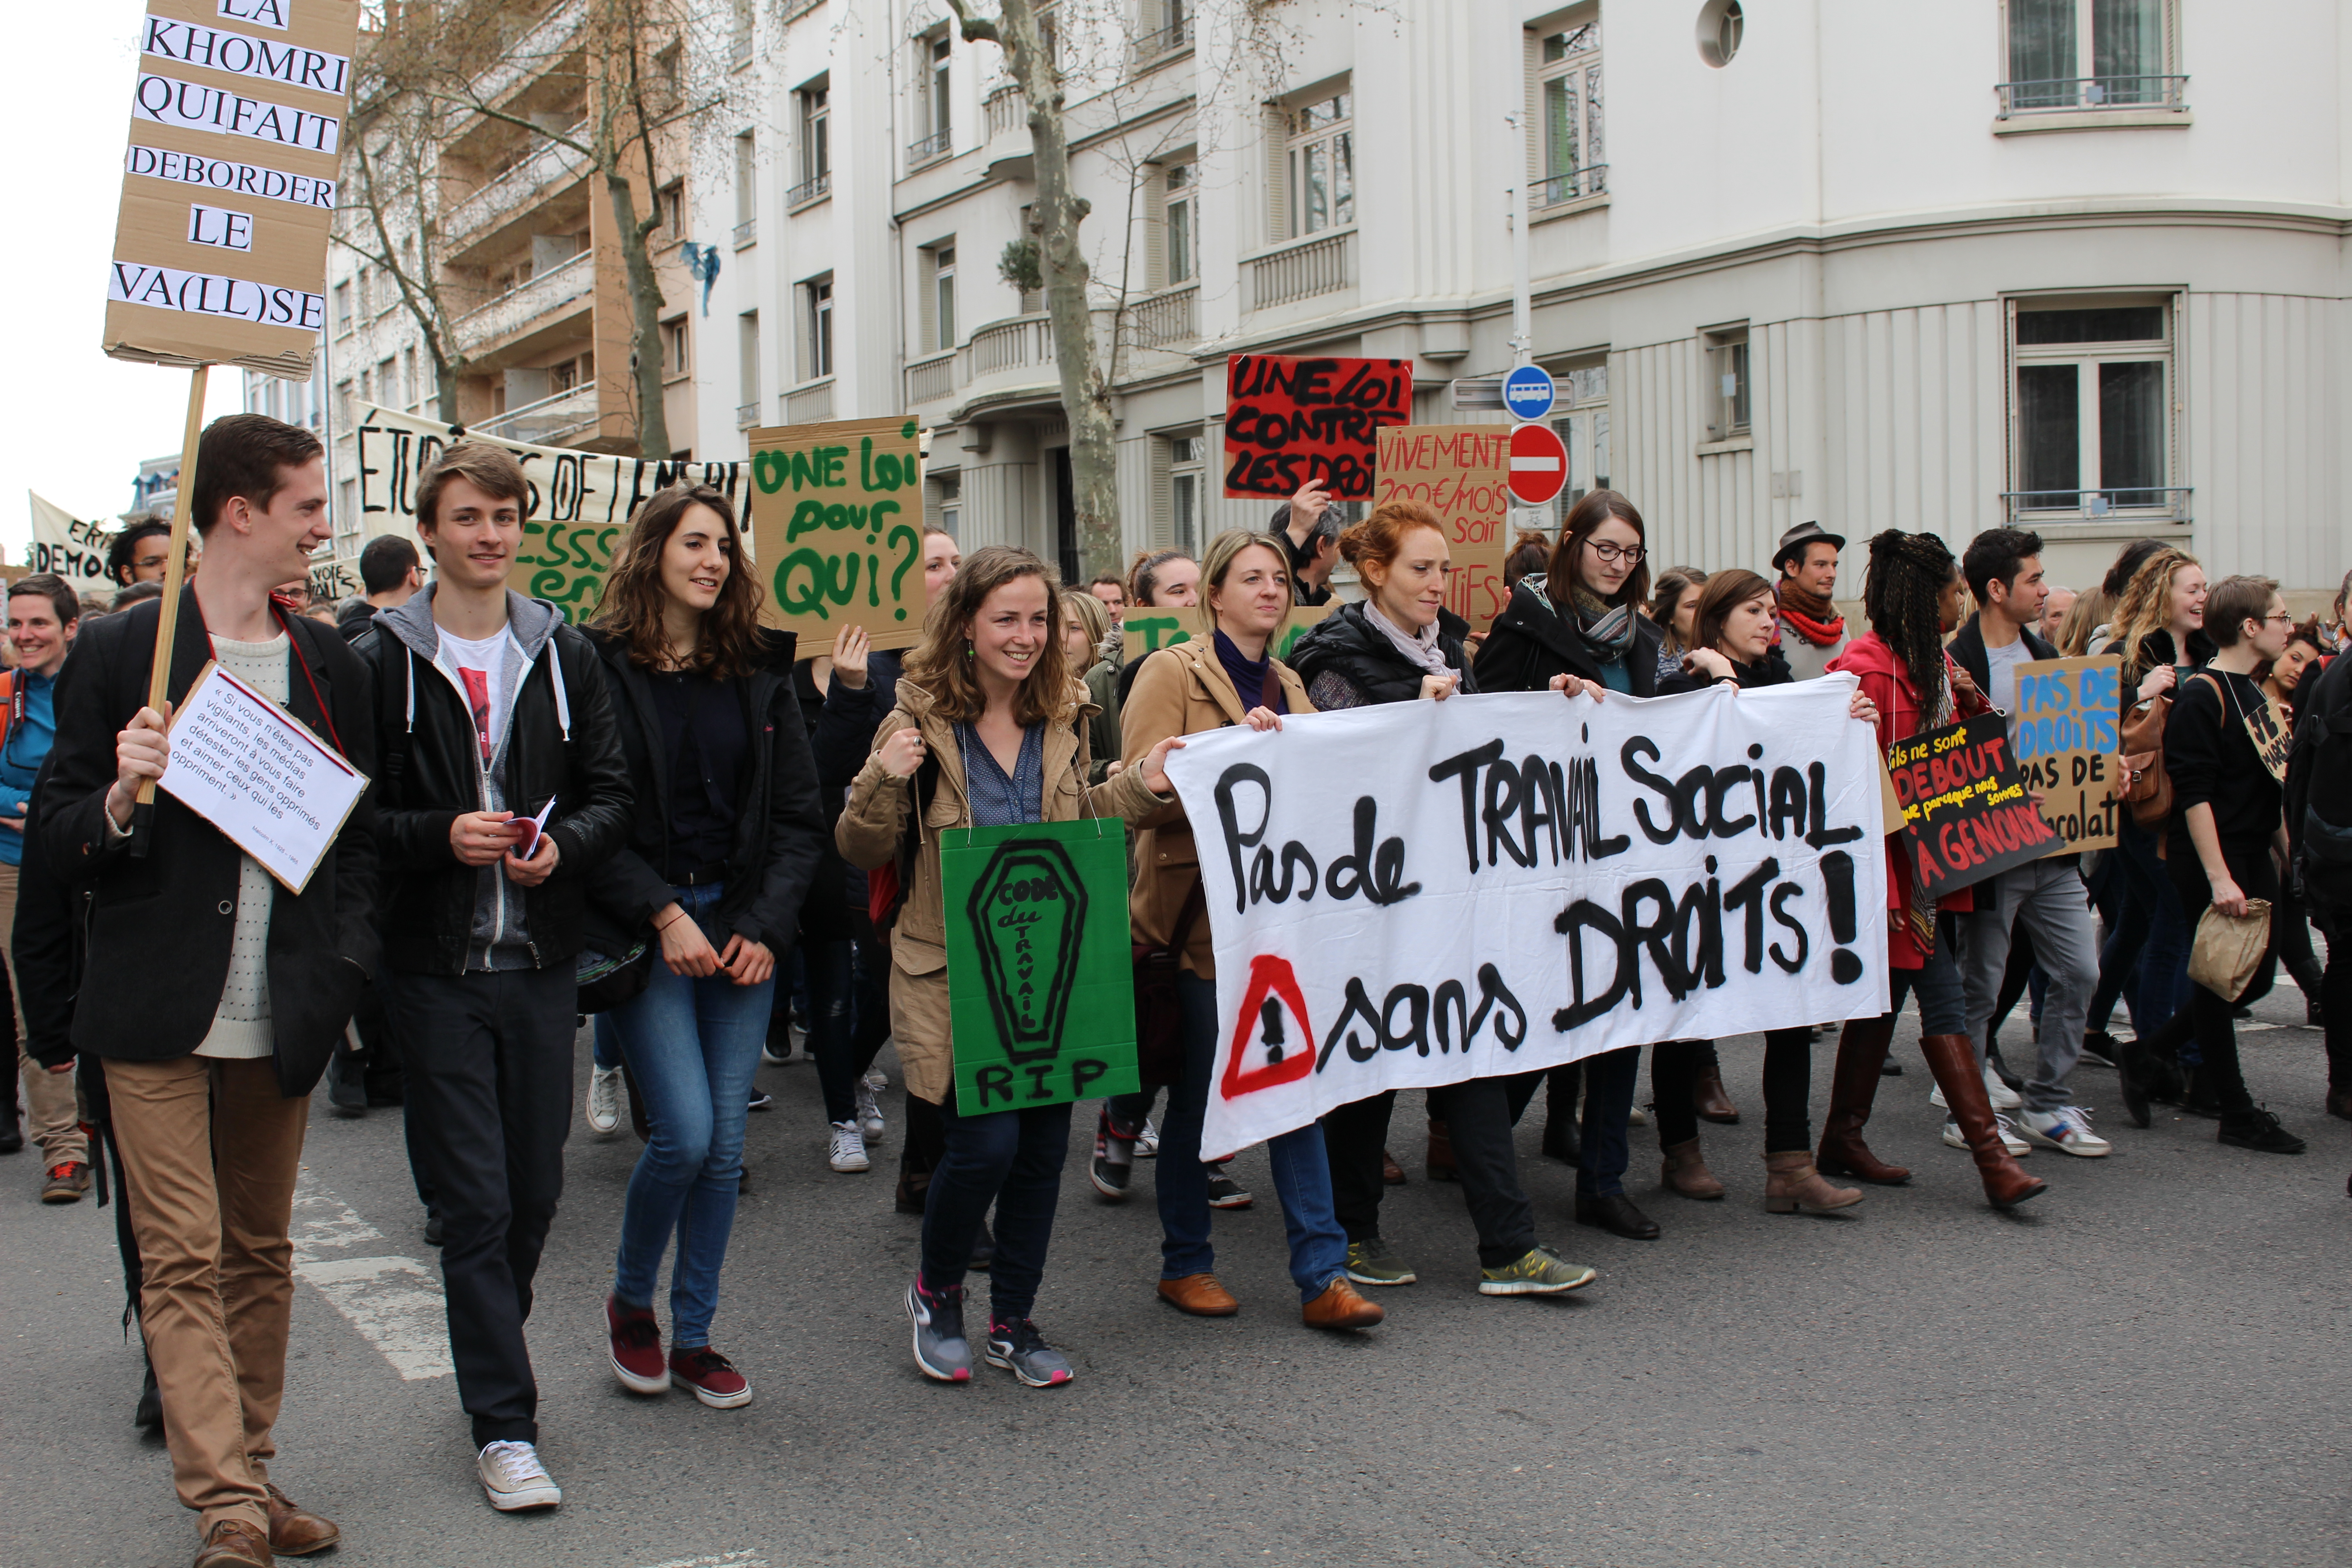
[1123,531,1385,1333]
[837,545,1182,1390]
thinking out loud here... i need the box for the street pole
[1506,109,1532,369]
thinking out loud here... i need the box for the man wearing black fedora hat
[1770,521,1849,681]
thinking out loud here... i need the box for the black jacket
[16,756,78,1071]
[1657,654,1793,698]
[580,627,828,957]
[354,592,633,974]
[1287,600,1479,708]
[789,657,888,945]
[1946,614,2058,705]
[37,588,380,1095]
[1475,578,1662,697]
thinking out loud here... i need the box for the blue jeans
[1574,1044,1642,1198]
[1888,916,1970,1033]
[922,1094,1071,1326]
[605,882,775,1348]
[593,1014,624,1071]
[1160,973,1348,1302]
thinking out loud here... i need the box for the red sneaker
[669,1346,753,1409]
[606,1294,668,1394]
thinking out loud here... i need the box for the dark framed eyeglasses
[1583,540,1645,565]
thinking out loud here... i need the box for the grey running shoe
[1478,1244,1598,1296]
[906,1275,971,1383]
[984,1318,1075,1387]
[1344,1237,1417,1286]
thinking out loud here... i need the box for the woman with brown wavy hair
[838,545,1186,1388]
[580,484,828,1409]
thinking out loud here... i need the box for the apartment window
[1138,0,1187,59]
[933,473,961,539]
[658,181,684,241]
[402,347,418,410]
[376,355,399,410]
[1170,435,1203,556]
[733,132,757,247]
[931,36,953,134]
[931,245,957,352]
[654,42,681,108]
[335,377,353,426]
[803,276,835,381]
[338,478,358,538]
[737,310,760,427]
[795,85,830,203]
[1163,163,1196,284]
[730,0,753,67]
[1547,361,1611,524]
[549,356,581,395]
[662,316,690,378]
[1284,90,1353,238]
[2008,299,2177,519]
[333,280,352,333]
[1532,13,1605,206]
[2003,0,2180,113]
[1703,325,1749,441]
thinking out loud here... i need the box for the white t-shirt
[1983,635,2033,717]
[439,627,511,762]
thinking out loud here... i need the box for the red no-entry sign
[1507,421,1568,506]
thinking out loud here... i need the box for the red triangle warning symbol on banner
[1220,954,1315,1101]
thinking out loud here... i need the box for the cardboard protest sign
[1118,600,1336,664]
[1223,355,1412,500]
[159,660,368,894]
[351,403,753,622]
[26,494,118,598]
[104,0,360,378]
[1163,679,1889,1159]
[2244,686,2293,784]
[747,417,926,656]
[939,819,1139,1111]
[1886,714,2061,898]
[1374,426,1510,628]
[2011,656,2124,854]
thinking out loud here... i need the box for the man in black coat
[351,441,631,1515]
[38,413,376,1566]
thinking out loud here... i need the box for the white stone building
[679,0,2348,598]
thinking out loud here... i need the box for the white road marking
[289,1171,453,1381]
[635,1553,769,1568]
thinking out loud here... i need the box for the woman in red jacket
[1818,530,2046,1209]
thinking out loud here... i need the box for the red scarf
[1775,581,1845,647]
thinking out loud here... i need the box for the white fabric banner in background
[1162,681,1890,1160]
[26,492,117,598]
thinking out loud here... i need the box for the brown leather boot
[1659,1137,1725,1199]
[263,1485,339,1557]
[1816,1014,1911,1184]
[1763,1150,1862,1213]
[1381,1148,1406,1185]
[194,1519,273,1568]
[1919,1032,2047,1209]
[1426,1117,1458,1181]
[1301,1277,1385,1330]
[1691,1065,1740,1124]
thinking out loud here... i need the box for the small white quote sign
[161,661,367,894]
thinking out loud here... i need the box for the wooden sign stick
[129,363,209,851]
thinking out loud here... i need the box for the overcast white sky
[0,0,257,560]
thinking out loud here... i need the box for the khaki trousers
[105,1054,309,1535]
[0,862,87,1166]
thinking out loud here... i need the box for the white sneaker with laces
[1134,1119,1161,1159]
[1943,1115,2031,1156]
[1929,1064,2025,1113]
[862,1067,889,1092]
[828,1120,871,1172]
[854,1081,887,1141]
[478,1440,561,1511]
[586,1065,623,1135]
[2019,1106,2111,1156]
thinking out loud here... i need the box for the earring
[965,640,975,659]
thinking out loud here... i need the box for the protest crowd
[13,412,2351,1568]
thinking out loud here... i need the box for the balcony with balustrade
[1244,230,1354,313]
[477,382,601,447]
[443,134,591,255]
[453,249,594,357]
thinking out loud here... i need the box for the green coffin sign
[940,819,1140,1112]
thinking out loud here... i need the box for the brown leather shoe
[1690,1065,1740,1124]
[194,1519,273,1568]
[1157,1272,1240,1316]
[1659,1137,1725,1200]
[1380,1148,1406,1185]
[1762,1150,1863,1214]
[2326,1088,2352,1122]
[1301,1277,1384,1330]
[1425,1117,1458,1181]
[264,1484,339,1557]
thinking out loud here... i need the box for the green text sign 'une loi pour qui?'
[749,416,926,657]
[940,821,1138,1111]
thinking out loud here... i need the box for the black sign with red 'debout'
[1886,714,2061,898]
[1222,354,1413,500]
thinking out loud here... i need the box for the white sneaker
[2019,1106,2112,1156]
[1928,1064,2025,1113]
[1943,1115,2031,1156]
[1134,1119,1161,1159]
[828,1120,871,1173]
[854,1081,887,1142]
[862,1067,889,1091]
[478,1440,561,1511]
[586,1065,623,1135]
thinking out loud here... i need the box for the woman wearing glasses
[1475,490,1669,1243]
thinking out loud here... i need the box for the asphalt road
[5,980,2347,1568]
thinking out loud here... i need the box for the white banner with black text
[1162,681,1891,1160]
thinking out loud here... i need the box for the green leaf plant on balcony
[998,238,1042,295]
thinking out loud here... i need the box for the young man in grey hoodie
[354,444,631,1514]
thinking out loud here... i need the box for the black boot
[133,1356,163,1432]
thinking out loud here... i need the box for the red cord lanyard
[196,598,349,760]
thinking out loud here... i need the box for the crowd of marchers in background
[9,413,2347,1568]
